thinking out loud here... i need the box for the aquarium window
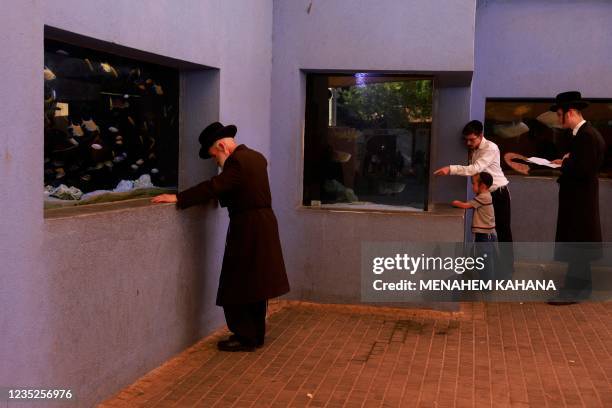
[484,98,612,178]
[43,38,179,210]
[303,73,433,210]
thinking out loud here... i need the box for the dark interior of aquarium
[302,73,433,210]
[44,38,179,207]
[484,98,612,178]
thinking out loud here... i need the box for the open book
[526,157,561,168]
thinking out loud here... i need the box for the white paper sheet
[526,157,561,168]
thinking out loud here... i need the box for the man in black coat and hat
[548,91,606,305]
[152,122,290,350]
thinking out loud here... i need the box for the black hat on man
[549,91,589,112]
[198,121,237,159]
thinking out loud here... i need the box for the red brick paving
[99,301,612,407]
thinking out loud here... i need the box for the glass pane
[303,74,433,210]
[484,99,612,178]
[44,39,179,209]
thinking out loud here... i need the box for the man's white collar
[478,136,487,150]
[572,120,586,136]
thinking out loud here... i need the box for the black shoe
[217,339,255,352]
[228,334,264,348]
[547,296,578,306]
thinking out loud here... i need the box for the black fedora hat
[549,91,589,112]
[198,121,237,159]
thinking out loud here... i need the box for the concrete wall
[0,0,273,406]
[270,0,476,304]
[285,209,464,310]
[507,176,612,242]
[431,87,473,204]
[5,0,611,405]
[472,0,612,241]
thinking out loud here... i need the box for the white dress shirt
[449,136,509,191]
[572,119,586,136]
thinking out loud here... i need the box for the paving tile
[98,301,612,408]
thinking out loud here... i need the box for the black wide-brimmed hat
[549,91,589,112]
[198,121,237,159]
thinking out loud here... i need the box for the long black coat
[176,144,290,305]
[555,122,606,261]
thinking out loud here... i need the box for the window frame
[300,71,436,213]
[42,26,218,218]
[484,97,612,179]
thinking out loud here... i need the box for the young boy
[452,172,497,281]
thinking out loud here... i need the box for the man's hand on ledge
[151,194,178,204]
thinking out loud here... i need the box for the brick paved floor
[100,301,612,407]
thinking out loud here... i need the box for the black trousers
[560,260,592,300]
[491,185,514,277]
[475,232,497,282]
[223,300,267,346]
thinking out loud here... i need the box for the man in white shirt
[434,120,513,275]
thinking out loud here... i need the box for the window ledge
[44,197,175,220]
[298,202,465,217]
[508,174,612,182]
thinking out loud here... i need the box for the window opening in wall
[303,73,433,210]
[485,98,612,178]
[44,38,179,209]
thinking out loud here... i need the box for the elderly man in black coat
[548,92,606,305]
[152,122,290,350]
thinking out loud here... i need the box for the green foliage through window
[336,80,432,129]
